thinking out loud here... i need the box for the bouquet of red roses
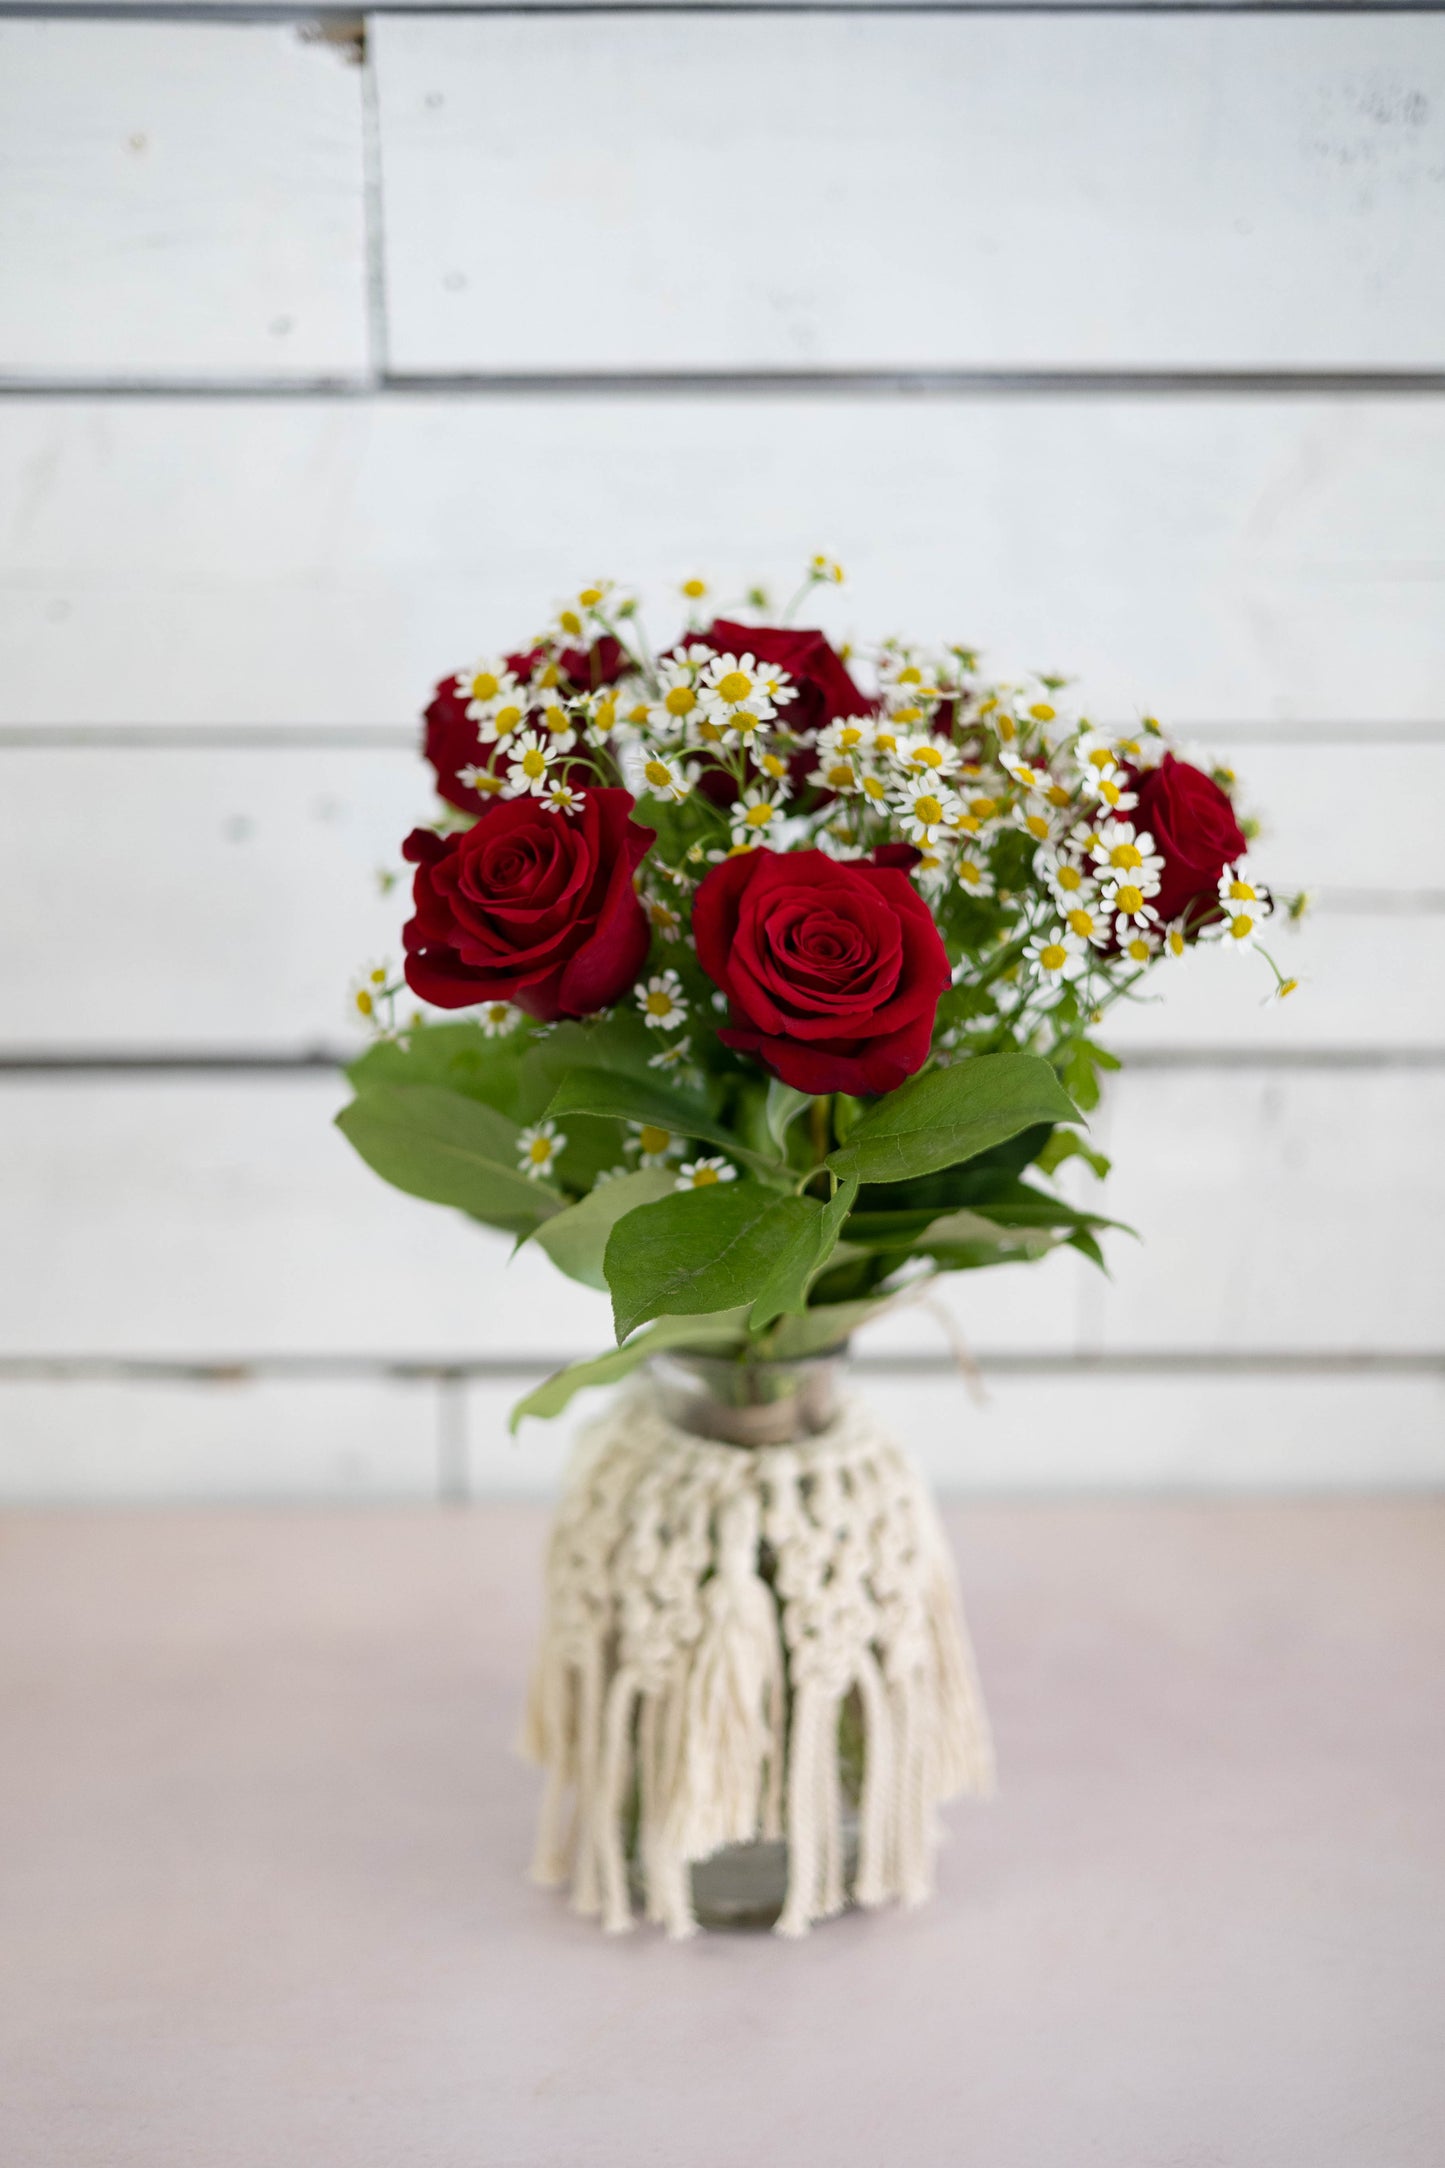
[340,562,1298,1423]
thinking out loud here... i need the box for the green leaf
[909,1206,1059,1266]
[764,1080,813,1153]
[826,1054,1080,1187]
[547,1067,782,1181]
[531,1168,678,1290]
[746,1176,859,1333]
[767,1292,901,1359]
[508,1307,750,1430]
[335,1084,562,1236]
[1035,1129,1111,1182]
[347,1022,529,1122]
[604,1180,822,1342]
[1058,1037,1121,1116]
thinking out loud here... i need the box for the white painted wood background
[0,8,1440,1500]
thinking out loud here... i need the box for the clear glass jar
[639,1346,860,1930]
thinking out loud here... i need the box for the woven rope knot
[522,1382,995,1938]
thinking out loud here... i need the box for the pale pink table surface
[2,1500,1443,2168]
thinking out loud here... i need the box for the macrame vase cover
[523,1382,995,1938]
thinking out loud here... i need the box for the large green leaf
[335,1084,562,1235]
[347,1022,528,1122]
[748,1175,860,1331]
[826,1054,1080,1186]
[764,1080,813,1153]
[509,1308,750,1430]
[532,1167,677,1290]
[604,1180,823,1342]
[766,1291,903,1358]
[546,1066,782,1181]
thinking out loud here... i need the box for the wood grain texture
[0,1070,1436,1365]
[0,740,1429,1054]
[0,23,368,384]
[3,394,1444,728]
[374,13,1445,373]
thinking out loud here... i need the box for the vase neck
[647,1351,846,1447]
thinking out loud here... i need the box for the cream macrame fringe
[522,1382,995,1939]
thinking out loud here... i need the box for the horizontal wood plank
[0,741,1434,1055]
[0,1071,1436,1367]
[2,394,1443,728]
[1,1367,1438,1503]
[0,1375,442,1503]
[374,13,1445,374]
[0,23,368,384]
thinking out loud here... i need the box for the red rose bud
[693,847,950,1097]
[1133,754,1248,926]
[401,789,655,1022]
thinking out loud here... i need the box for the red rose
[423,639,629,815]
[694,848,950,1096]
[1134,754,1248,925]
[401,789,655,1022]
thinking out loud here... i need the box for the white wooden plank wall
[0,7,1440,1501]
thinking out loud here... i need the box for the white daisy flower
[1074,729,1123,785]
[698,653,792,742]
[953,852,996,900]
[474,691,530,747]
[477,1000,522,1037]
[1118,927,1161,968]
[894,775,961,846]
[1209,865,1272,952]
[1024,930,1086,986]
[675,1156,738,1191]
[516,1120,565,1181]
[583,689,623,743]
[648,1036,693,1072]
[640,751,695,804]
[543,778,586,817]
[636,970,689,1031]
[809,554,845,585]
[1011,801,1056,848]
[455,659,524,726]
[1162,918,1191,960]
[503,728,560,797]
[893,733,958,779]
[627,1121,684,1169]
[729,789,788,849]
[1060,900,1111,950]
[1089,820,1164,892]
[816,716,875,761]
[645,896,684,941]
[1000,752,1053,795]
[1103,879,1160,934]
[533,691,578,749]
[1034,843,1094,906]
[456,762,506,801]
[1091,771,1139,815]
[650,654,708,738]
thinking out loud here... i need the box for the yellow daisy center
[1030,702,1056,723]
[528,1137,553,1165]
[897,666,922,685]
[1227,879,1257,901]
[690,1166,721,1186]
[593,697,617,732]
[578,587,603,607]
[541,705,570,735]
[1056,864,1083,892]
[1109,842,1143,869]
[913,795,944,826]
[1115,884,1145,914]
[1229,913,1254,940]
[470,671,500,702]
[969,795,998,820]
[716,670,752,704]
[645,989,675,1017]
[825,763,855,789]
[1067,908,1095,939]
[958,860,982,886]
[744,803,775,828]
[893,705,924,726]
[638,1125,671,1155]
[644,759,674,789]
[1023,814,1050,840]
[862,775,887,801]
[909,744,945,769]
[1040,943,1068,971]
[558,610,583,637]
[682,578,707,599]
[665,686,696,718]
[521,747,547,779]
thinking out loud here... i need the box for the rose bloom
[693,847,951,1095]
[1132,754,1248,926]
[401,789,654,1021]
[423,638,629,814]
